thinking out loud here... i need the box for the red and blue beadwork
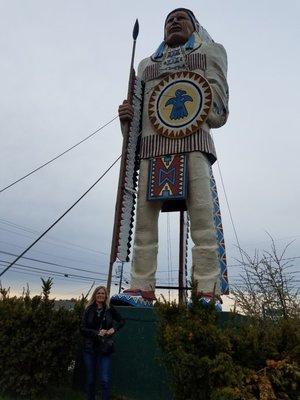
[147,154,188,201]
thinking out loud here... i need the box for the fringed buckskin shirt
[138,31,229,165]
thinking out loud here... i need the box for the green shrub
[157,241,300,400]
[0,279,83,399]
[156,291,300,400]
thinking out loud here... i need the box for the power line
[0,226,108,261]
[211,131,246,267]
[0,263,119,285]
[2,219,297,273]
[215,162,244,263]
[0,218,109,256]
[0,155,121,278]
[0,266,84,282]
[0,250,109,276]
[226,257,300,268]
[0,259,111,282]
[0,260,120,285]
[0,116,118,194]
[0,239,105,268]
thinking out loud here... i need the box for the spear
[127,19,139,98]
[106,19,139,295]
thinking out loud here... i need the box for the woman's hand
[106,328,115,336]
[98,329,107,337]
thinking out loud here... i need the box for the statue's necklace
[159,46,188,74]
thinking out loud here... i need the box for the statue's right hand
[118,100,134,123]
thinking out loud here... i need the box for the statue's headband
[164,8,199,32]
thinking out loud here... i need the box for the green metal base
[111,307,171,400]
[72,307,238,400]
[111,308,239,399]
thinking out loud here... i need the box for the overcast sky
[0,0,299,302]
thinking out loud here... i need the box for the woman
[81,286,125,400]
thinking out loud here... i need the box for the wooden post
[178,210,185,304]
[118,262,124,294]
[107,20,139,295]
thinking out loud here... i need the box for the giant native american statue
[109,8,229,309]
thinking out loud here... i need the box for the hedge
[156,290,300,400]
[0,280,85,399]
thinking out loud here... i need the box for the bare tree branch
[231,236,299,320]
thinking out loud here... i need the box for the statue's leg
[187,151,220,295]
[131,159,161,292]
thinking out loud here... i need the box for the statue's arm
[137,57,148,79]
[204,43,229,129]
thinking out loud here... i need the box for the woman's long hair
[86,285,109,308]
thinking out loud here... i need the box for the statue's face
[165,10,195,47]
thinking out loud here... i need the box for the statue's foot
[123,288,156,301]
[198,292,223,312]
[110,289,155,307]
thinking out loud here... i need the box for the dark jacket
[81,303,125,354]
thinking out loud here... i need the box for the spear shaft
[107,20,139,295]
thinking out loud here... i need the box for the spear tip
[133,19,139,40]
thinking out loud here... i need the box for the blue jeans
[83,352,112,400]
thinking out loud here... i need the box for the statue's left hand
[118,100,134,123]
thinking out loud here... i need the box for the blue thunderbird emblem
[165,89,193,120]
